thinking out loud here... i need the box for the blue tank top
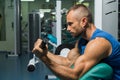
[78,29,120,80]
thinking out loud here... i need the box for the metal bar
[56,0,62,46]
[9,0,21,56]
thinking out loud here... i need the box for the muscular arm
[33,38,111,80]
[46,41,80,67]
[33,39,80,67]
[46,47,80,67]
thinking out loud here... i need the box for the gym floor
[0,52,54,80]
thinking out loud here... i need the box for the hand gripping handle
[40,40,46,49]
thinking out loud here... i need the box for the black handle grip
[40,40,46,49]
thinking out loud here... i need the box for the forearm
[46,51,71,66]
[45,48,80,67]
[40,55,80,80]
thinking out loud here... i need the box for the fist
[32,39,48,58]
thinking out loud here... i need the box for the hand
[32,39,48,58]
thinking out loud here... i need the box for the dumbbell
[27,40,46,72]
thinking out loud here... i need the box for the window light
[21,0,34,1]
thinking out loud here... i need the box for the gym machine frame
[27,0,62,72]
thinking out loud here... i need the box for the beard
[73,28,85,38]
[70,31,83,39]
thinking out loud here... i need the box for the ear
[80,17,88,27]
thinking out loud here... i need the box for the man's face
[66,11,84,37]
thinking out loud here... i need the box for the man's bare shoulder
[84,37,112,59]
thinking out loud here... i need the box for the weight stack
[28,12,41,52]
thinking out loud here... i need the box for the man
[32,4,120,80]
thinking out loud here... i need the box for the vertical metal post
[28,12,41,52]
[9,0,21,56]
[56,0,62,46]
[94,0,103,30]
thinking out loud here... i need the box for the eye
[67,22,73,26]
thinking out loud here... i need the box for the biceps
[73,56,96,77]
[67,48,80,65]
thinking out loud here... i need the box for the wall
[0,0,14,51]
[102,0,118,39]
[0,0,76,52]
[94,0,118,39]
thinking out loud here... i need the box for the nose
[67,26,71,32]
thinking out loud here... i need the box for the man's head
[66,4,93,37]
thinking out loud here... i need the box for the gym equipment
[80,63,113,80]
[27,0,75,73]
[27,33,57,72]
[45,75,58,80]
[28,12,41,52]
[27,40,46,72]
[27,55,38,72]
[56,63,113,80]
[27,36,74,72]
[55,43,74,57]
[41,32,57,46]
